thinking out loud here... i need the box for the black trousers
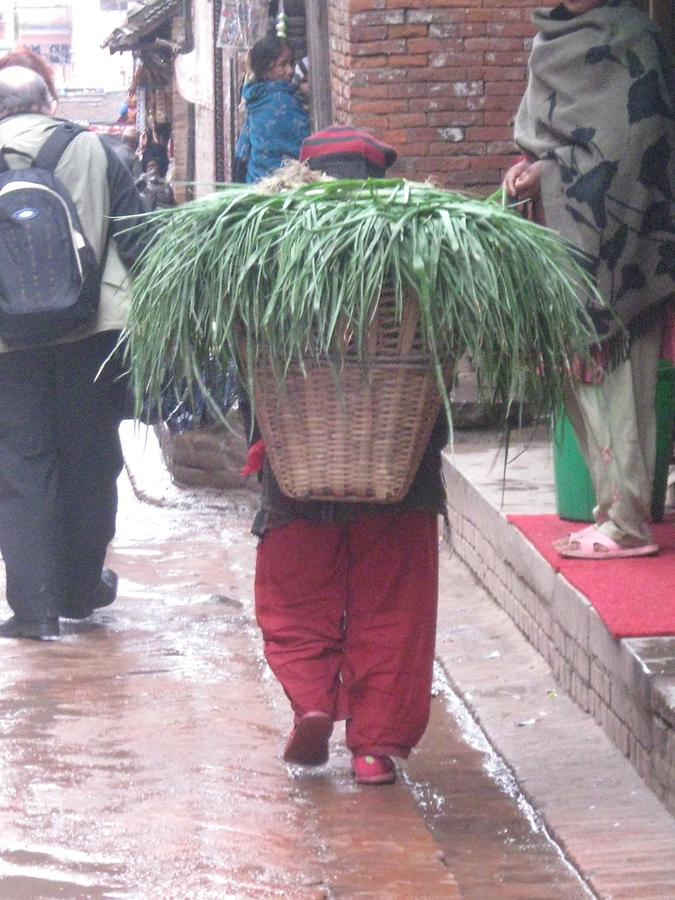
[0,331,127,621]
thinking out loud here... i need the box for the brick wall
[327,0,540,193]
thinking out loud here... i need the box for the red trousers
[254,510,439,758]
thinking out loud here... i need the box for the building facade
[0,1,132,89]
[102,0,674,197]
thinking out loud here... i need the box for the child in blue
[235,36,310,184]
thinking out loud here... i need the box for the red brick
[392,112,429,127]
[484,110,517,127]
[430,53,479,69]
[393,142,430,156]
[405,66,469,82]
[403,126,451,143]
[487,140,518,155]
[350,26,389,41]
[388,24,428,38]
[351,11,405,26]
[386,54,430,67]
[430,23,486,38]
[464,37,523,52]
[350,83,390,99]
[466,126,511,141]
[407,38,463,54]
[427,140,486,156]
[485,52,530,66]
[417,96,480,112]
[423,154,476,172]
[486,23,538,37]
[428,111,484,127]
[469,154,515,169]
[359,99,409,114]
[468,94,517,111]
[403,0,483,7]
[466,66,525,81]
[353,40,407,55]
[348,0,385,10]
[352,113,390,129]
[388,82,429,99]
[485,80,528,95]
[352,54,389,68]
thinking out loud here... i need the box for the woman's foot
[555,525,659,559]
[283,711,333,766]
[351,754,396,785]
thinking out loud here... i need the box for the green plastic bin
[553,360,675,523]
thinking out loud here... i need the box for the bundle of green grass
[123,177,602,422]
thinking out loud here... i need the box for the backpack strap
[33,122,88,172]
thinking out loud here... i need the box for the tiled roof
[102,0,181,53]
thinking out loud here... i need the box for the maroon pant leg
[254,520,348,720]
[343,510,439,758]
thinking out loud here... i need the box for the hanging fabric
[217,0,269,49]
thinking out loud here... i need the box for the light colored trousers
[564,316,663,544]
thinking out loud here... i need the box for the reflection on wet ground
[0,472,589,897]
[406,667,592,898]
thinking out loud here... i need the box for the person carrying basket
[245,126,448,785]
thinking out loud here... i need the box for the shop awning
[102,0,182,53]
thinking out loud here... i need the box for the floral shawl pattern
[235,80,310,184]
[514,0,675,343]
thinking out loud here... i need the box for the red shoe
[283,712,333,766]
[351,754,396,785]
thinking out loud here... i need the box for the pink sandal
[351,754,396,785]
[556,526,659,560]
[552,523,596,552]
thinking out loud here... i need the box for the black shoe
[0,615,60,640]
[59,569,119,620]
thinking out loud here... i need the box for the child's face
[265,48,294,82]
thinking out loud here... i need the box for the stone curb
[442,451,675,816]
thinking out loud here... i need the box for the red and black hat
[300,124,398,179]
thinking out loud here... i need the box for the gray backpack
[0,122,101,345]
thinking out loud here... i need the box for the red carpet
[507,516,675,639]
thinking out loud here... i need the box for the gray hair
[0,66,51,120]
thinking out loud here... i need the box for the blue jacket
[235,80,310,183]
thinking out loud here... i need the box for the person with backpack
[0,65,147,640]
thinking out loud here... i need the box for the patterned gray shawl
[514,0,674,345]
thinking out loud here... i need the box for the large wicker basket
[251,292,451,503]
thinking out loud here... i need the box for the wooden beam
[305,0,332,130]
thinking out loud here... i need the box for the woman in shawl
[234,35,310,184]
[505,0,674,559]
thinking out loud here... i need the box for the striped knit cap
[299,125,398,179]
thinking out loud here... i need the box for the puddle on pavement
[402,663,594,899]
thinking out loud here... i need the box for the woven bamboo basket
[250,292,452,503]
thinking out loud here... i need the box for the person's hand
[504,159,541,201]
[514,160,541,201]
[503,158,531,199]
